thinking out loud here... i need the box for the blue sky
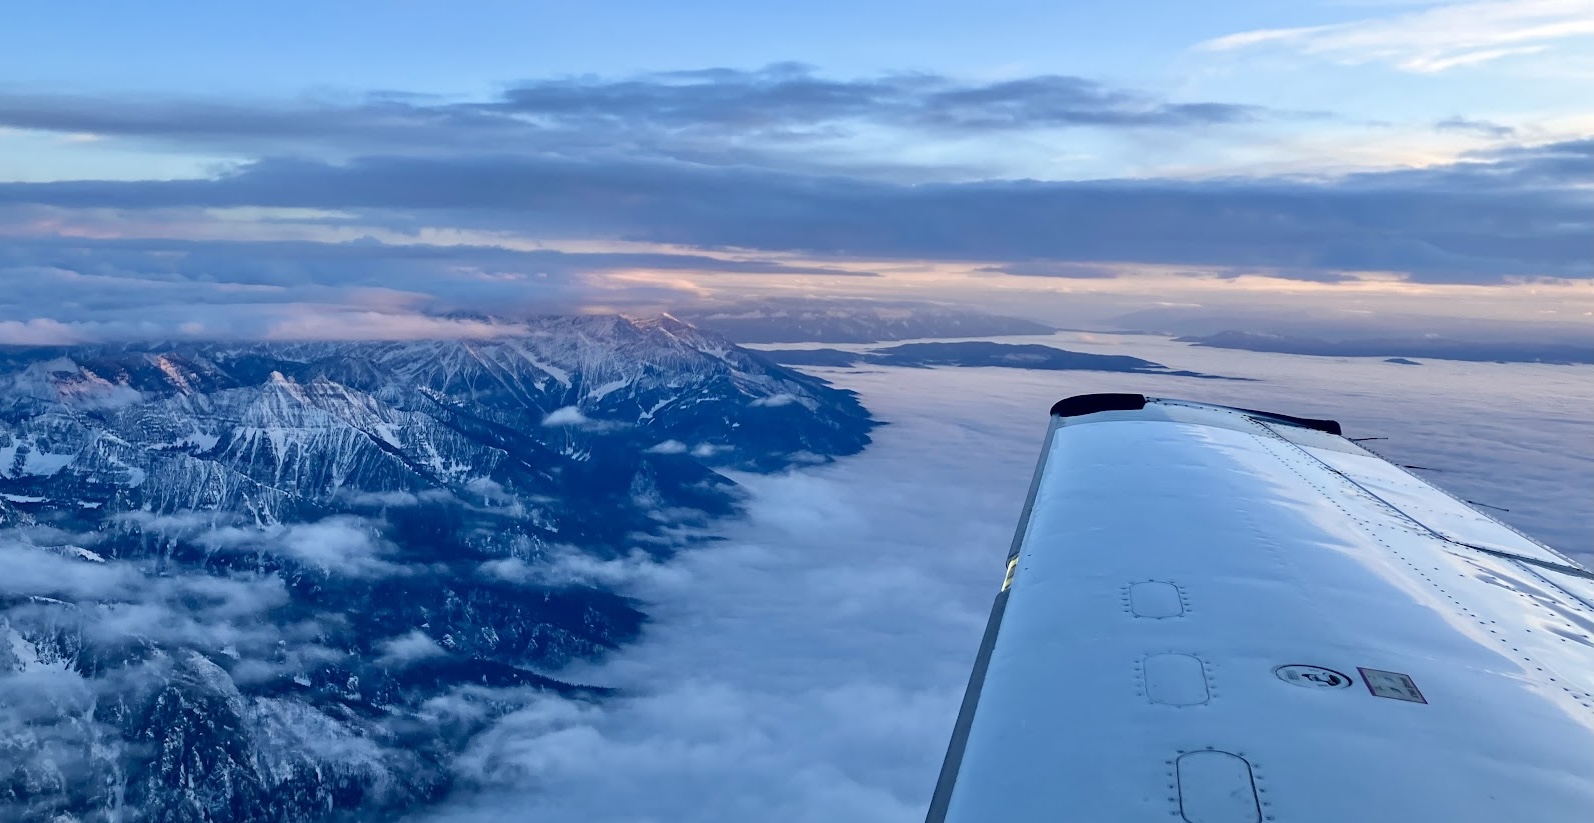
[0,2,1391,95]
[0,0,1589,342]
[5,0,1589,179]
[4,1,1587,108]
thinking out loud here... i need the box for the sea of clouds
[413,338,1593,822]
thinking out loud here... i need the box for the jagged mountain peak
[0,315,877,823]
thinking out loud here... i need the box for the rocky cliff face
[0,315,875,823]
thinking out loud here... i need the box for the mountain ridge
[0,315,876,823]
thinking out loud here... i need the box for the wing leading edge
[927,394,1594,823]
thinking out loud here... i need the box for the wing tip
[1050,393,1147,418]
[1049,393,1344,436]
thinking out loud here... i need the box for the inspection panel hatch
[1177,750,1260,823]
[1128,580,1186,618]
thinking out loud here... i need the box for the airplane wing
[926,394,1594,823]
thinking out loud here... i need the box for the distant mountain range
[0,315,875,823]
[759,341,1233,379]
[1177,331,1593,365]
[676,299,1056,343]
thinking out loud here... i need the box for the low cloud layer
[0,522,312,688]
[0,234,873,342]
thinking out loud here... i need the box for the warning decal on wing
[1359,668,1428,703]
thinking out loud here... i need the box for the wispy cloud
[503,64,1264,129]
[376,630,449,668]
[1435,116,1519,138]
[1199,0,1594,72]
[0,66,1276,185]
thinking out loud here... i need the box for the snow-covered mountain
[0,315,875,823]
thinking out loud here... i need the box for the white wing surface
[926,394,1594,823]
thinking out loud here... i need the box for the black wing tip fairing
[1049,393,1147,418]
[1050,393,1343,436]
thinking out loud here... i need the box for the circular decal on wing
[1274,664,1353,689]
